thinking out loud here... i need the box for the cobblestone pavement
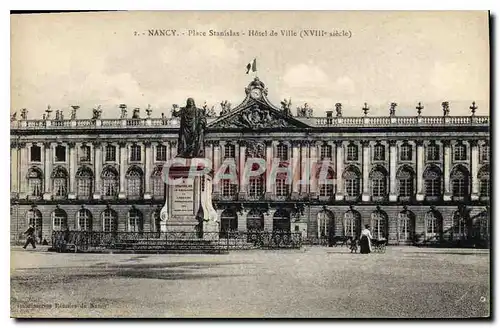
[10,246,490,318]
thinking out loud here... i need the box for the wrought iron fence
[51,230,302,253]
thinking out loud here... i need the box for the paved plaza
[10,246,490,318]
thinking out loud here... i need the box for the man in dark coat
[23,224,36,249]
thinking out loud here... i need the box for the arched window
[319,169,334,197]
[370,167,387,199]
[275,176,290,198]
[126,166,143,198]
[77,208,92,231]
[478,166,490,198]
[343,166,361,199]
[27,167,43,198]
[400,142,412,161]
[425,209,442,240]
[426,142,440,161]
[156,144,167,161]
[397,210,415,243]
[76,166,93,199]
[317,210,334,239]
[220,209,237,237]
[451,166,470,199]
[276,143,288,161]
[128,208,143,232]
[343,210,361,238]
[247,209,264,231]
[26,208,42,243]
[248,174,264,199]
[452,210,468,239]
[152,166,164,199]
[102,209,118,232]
[454,142,467,161]
[480,143,489,163]
[52,166,68,198]
[221,179,237,198]
[346,143,358,161]
[52,208,68,231]
[373,143,385,161]
[397,166,414,199]
[370,210,388,240]
[102,167,119,198]
[320,144,332,160]
[224,143,236,159]
[424,165,442,199]
[273,209,290,231]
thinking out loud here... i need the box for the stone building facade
[10,78,490,246]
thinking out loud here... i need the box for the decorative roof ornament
[146,104,152,118]
[470,101,477,116]
[389,102,397,117]
[441,101,450,117]
[335,103,342,117]
[362,102,369,116]
[416,102,423,116]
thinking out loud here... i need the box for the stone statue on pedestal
[172,98,207,158]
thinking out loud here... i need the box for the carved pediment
[210,103,307,130]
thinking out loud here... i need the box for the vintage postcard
[10,11,490,318]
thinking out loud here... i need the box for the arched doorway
[273,209,290,232]
[220,209,237,238]
[397,209,415,244]
[247,209,264,232]
[370,208,388,240]
[424,208,443,242]
[317,209,335,244]
[343,209,361,238]
[26,208,42,243]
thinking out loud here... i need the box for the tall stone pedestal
[159,159,219,241]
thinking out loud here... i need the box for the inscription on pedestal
[171,180,195,216]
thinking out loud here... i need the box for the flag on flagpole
[246,58,257,74]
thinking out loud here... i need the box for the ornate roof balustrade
[11,115,489,130]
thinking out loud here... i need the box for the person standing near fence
[22,224,36,249]
[359,224,373,254]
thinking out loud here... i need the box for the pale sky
[10,11,489,119]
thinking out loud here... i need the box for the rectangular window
[454,145,467,161]
[30,146,41,162]
[55,145,66,162]
[156,145,167,161]
[481,145,489,162]
[277,145,288,161]
[373,146,385,161]
[320,145,332,159]
[105,145,116,162]
[400,145,412,161]
[319,183,334,197]
[80,145,91,162]
[224,145,236,159]
[426,145,439,161]
[130,145,141,162]
[347,146,358,161]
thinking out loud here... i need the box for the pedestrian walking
[359,224,373,254]
[23,224,36,249]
